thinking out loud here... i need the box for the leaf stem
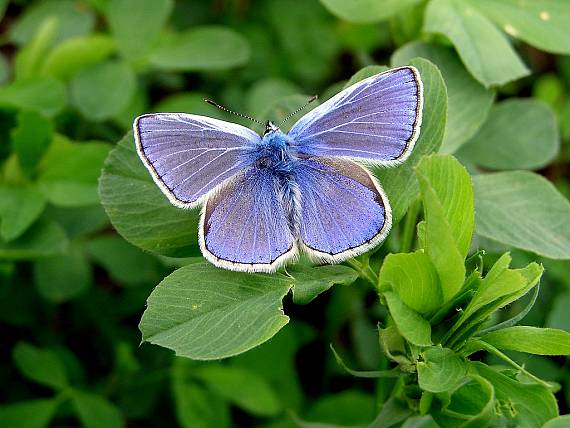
[346,258,378,288]
[473,340,554,390]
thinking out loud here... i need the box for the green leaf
[304,391,377,426]
[42,35,115,80]
[435,375,495,428]
[543,416,570,428]
[459,99,559,170]
[378,251,442,315]
[246,78,300,118]
[291,265,358,305]
[11,110,53,175]
[468,0,570,55]
[482,326,570,356]
[13,342,68,390]
[391,42,494,154]
[383,291,432,347]
[37,137,111,207]
[546,292,570,332]
[193,365,282,416]
[473,171,570,259]
[0,187,46,242]
[171,371,229,428]
[14,17,58,80]
[417,347,468,393]
[139,262,292,360]
[107,0,173,61]
[85,236,163,286]
[71,390,124,428]
[71,61,136,121]
[0,77,66,117]
[99,133,199,257]
[423,0,529,87]
[374,58,447,222]
[0,399,59,428]
[446,256,543,347]
[0,221,68,260]
[33,243,91,303]
[319,0,422,23]
[150,27,250,71]
[473,362,558,428]
[267,0,340,85]
[416,155,473,302]
[9,0,95,46]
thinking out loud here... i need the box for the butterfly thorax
[251,129,297,174]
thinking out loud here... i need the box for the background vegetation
[1,1,570,427]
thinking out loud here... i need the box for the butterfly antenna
[204,99,263,125]
[279,95,318,126]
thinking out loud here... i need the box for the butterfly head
[264,120,280,136]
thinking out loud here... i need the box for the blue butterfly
[134,66,423,273]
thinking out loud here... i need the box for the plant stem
[400,198,421,253]
[346,258,378,288]
[475,340,554,390]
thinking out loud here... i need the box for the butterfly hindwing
[296,157,391,262]
[134,113,260,208]
[289,66,422,165]
[200,168,297,272]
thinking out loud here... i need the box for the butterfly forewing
[288,66,422,165]
[134,113,260,208]
[200,168,297,272]
[296,157,391,261]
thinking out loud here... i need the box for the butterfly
[134,66,423,273]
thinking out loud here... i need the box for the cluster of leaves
[2,0,570,427]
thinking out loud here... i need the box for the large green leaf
[473,362,557,428]
[424,0,529,87]
[459,100,559,170]
[107,0,173,61]
[41,35,115,80]
[383,291,432,347]
[71,61,136,121]
[482,326,570,356]
[374,58,447,223]
[12,343,68,390]
[0,399,60,428]
[0,187,46,242]
[150,27,250,71]
[416,155,473,302]
[0,77,66,117]
[378,251,442,315]
[139,262,293,360]
[417,347,468,393]
[319,0,421,23]
[391,42,494,154]
[193,366,282,416]
[473,171,570,259]
[468,0,570,55]
[99,133,200,257]
[291,265,358,305]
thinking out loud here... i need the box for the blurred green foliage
[1,1,570,427]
